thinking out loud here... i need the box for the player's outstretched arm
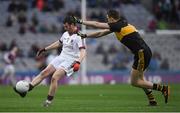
[72,16,109,29]
[44,40,62,51]
[37,41,62,56]
[82,20,110,29]
[78,29,112,39]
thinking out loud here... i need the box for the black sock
[143,88,152,95]
[28,83,34,91]
[153,83,163,91]
[47,95,54,101]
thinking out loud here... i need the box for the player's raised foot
[13,87,27,98]
[149,100,157,106]
[162,85,170,104]
[43,100,52,107]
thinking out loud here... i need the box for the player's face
[63,23,70,31]
[63,23,74,33]
[106,15,113,23]
[106,15,117,23]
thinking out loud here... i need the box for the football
[15,80,29,93]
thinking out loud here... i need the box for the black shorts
[132,46,152,71]
[121,32,152,71]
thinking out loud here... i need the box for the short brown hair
[107,9,120,20]
[63,16,76,25]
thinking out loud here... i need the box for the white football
[15,80,29,93]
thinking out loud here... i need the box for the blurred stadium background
[0,0,180,85]
[0,0,180,112]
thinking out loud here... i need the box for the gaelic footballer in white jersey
[13,16,86,107]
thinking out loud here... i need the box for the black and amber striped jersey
[108,18,150,54]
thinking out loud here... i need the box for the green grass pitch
[0,84,180,112]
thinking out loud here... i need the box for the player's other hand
[37,48,46,56]
[72,16,83,24]
[71,61,80,72]
[77,32,87,39]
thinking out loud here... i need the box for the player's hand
[72,16,83,24]
[71,61,80,72]
[37,48,46,56]
[77,32,87,39]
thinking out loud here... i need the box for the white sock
[46,100,51,104]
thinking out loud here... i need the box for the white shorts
[50,56,76,77]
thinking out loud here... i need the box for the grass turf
[0,84,180,112]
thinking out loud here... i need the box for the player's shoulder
[72,33,81,39]
[62,31,69,36]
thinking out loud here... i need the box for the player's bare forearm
[87,29,112,38]
[45,41,61,51]
[77,48,86,62]
[82,21,110,29]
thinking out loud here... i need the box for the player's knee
[51,77,58,83]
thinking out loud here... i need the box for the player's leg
[152,83,170,103]
[13,64,56,97]
[29,64,56,91]
[8,66,16,86]
[138,72,157,105]
[1,66,10,84]
[1,70,7,81]
[131,69,170,103]
[130,69,157,103]
[0,71,7,85]
[29,56,62,91]
[139,49,169,104]
[132,49,157,105]
[43,68,66,107]
[142,88,157,105]
[140,73,157,105]
[131,49,170,104]
[130,69,154,88]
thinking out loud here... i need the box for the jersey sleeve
[59,33,65,43]
[76,36,86,49]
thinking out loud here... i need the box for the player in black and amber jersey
[72,9,170,106]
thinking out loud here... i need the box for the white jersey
[49,31,86,76]
[59,31,86,59]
